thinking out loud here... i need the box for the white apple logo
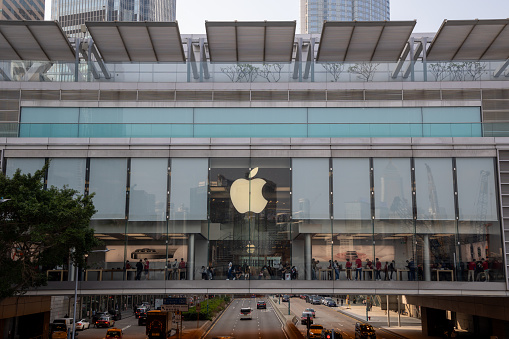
[230,167,268,213]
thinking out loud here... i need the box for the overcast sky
[45,0,508,34]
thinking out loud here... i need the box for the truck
[146,310,173,339]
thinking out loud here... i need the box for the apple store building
[2,19,509,294]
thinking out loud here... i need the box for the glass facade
[7,155,503,283]
[19,107,483,138]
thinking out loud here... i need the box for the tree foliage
[0,163,98,300]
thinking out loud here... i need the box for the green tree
[0,163,98,300]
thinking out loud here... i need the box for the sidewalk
[337,304,441,339]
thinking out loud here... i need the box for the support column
[305,233,312,280]
[397,295,401,327]
[424,234,431,281]
[188,234,195,280]
[387,295,390,327]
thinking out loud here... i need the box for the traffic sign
[161,304,189,312]
[164,297,187,305]
[196,304,201,312]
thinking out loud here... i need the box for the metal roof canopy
[0,20,75,61]
[316,21,416,62]
[427,19,509,61]
[86,21,185,62]
[205,21,296,63]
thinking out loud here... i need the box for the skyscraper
[301,0,390,33]
[0,0,44,20]
[51,0,176,37]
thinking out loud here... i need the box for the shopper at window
[383,261,389,281]
[345,259,352,280]
[468,260,476,281]
[389,260,396,280]
[201,266,208,280]
[125,260,132,280]
[135,259,143,280]
[143,258,150,280]
[375,258,382,281]
[355,257,362,281]
[179,258,186,280]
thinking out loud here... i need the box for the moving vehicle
[108,309,122,320]
[282,295,290,302]
[105,328,123,338]
[240,307,253,320]
[321,329,343,338]
[53,318,73,331]
[138,311,147,326]
[146,310,172,339]
[50,323,68,339]
[355,322,376,339]
[75,318,90,330]
[301,311,314,325]
[95,316,115,328]
[135,307,147,318]
[325,298,337,307]
[309,324,324,338]
[305,308,316,318]
[311,297,321,305]
[257,300,266,309]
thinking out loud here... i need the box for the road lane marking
[121,325,131,331]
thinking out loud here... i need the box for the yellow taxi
[309,324,324,338]
[104,327,123,338]
[50,324,68,339]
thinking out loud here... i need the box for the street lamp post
[71,248,111,339]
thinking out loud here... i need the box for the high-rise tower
[0,0,44,20]
[51,0,176,37]
[300,0,390,33]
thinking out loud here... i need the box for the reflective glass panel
[374,158,412,219]
[129,158,168,221]
[415,158,455,220]
[47,158,86,195]
[333,158,370,220]
[457,158,498,221]
[89,158,127,219]
[170,158,208,221]
[292,158,330,219]
[6,158,45,177]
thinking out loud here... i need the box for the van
[240,307,252,320]
[53,318,73,331]
[135,307,146,318]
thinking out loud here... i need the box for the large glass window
[129,158,168,221]
[374,158,412,219]
[415,158,455,220]
[292,158,330,219]
[47,158,86,195]
[89,158,127,219]
[6,158,45,177]
[170,158,208,221]
[333,158,370,220]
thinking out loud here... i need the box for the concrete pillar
[305,233,312,280]
[397,295,401,327]
[188,234,195,280]
[424,234,431,281]
[387,295,390,327]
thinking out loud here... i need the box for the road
[288,297,407,339]
[72,312,147,339]
[203,298,287,339]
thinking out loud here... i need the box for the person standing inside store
[135,259,143,280]
[468,259,476,281]
[125,260,132,280]
[179,258,186,280]
[143,258,150,280]
[375,258,382,281]
[346,259,352,280]
[355,257,362,281]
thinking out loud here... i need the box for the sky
[45,0,508,34]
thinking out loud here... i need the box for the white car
[240,307,253,320]
[75,319,90,330]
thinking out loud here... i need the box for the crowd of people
[121,256,500,282]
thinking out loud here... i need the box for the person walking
[135,259,143,280]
